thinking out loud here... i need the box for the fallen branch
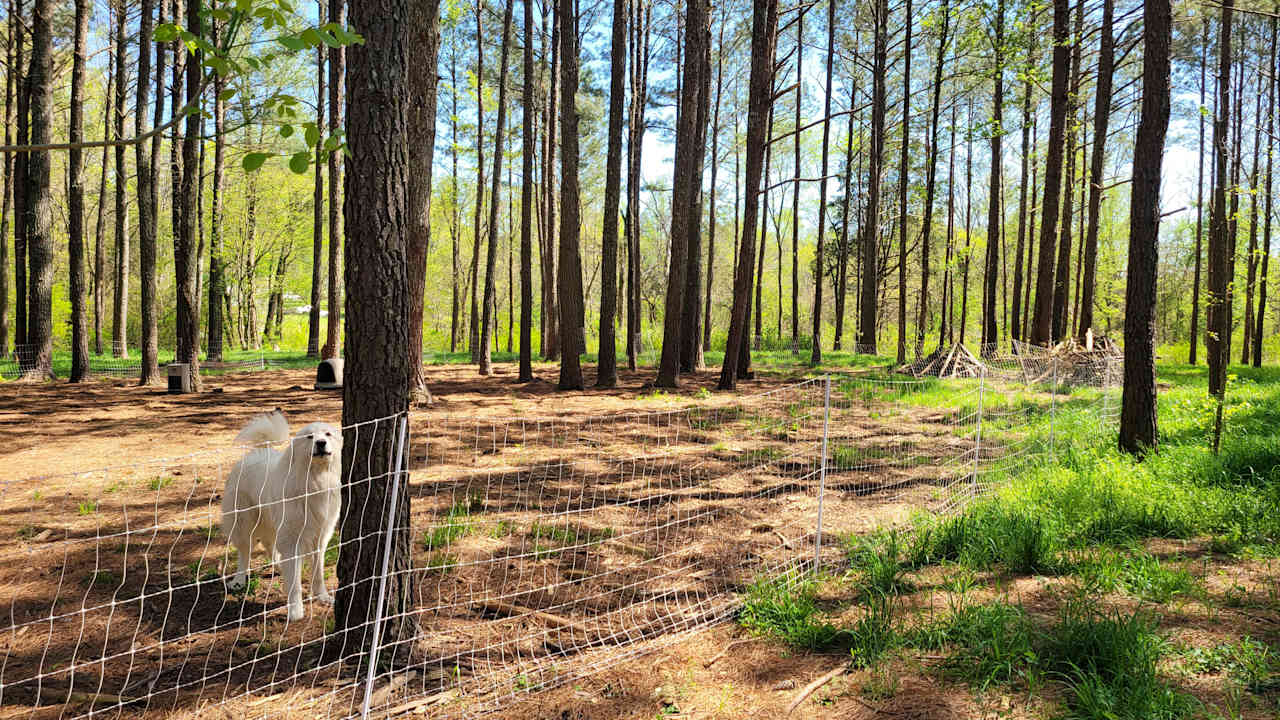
[476,600,594,636]
[785,664,847,716]
[703,638,757,668]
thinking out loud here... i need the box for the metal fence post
[1049,359,1057,456]
[974,365,985,491]
[814,376,831,574]
[361,414,409,719]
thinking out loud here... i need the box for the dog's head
[291,422,343,468]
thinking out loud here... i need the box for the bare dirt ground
[0,362,983,719]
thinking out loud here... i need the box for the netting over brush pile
[0,363,1120,719]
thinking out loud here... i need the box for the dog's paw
[314,592,334,606]
[225,575,247,592]
[287,604,306,622]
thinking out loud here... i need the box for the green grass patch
[1072,550,1200,603]
[738,574,844,651]
[911,602,1037,689]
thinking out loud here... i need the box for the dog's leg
[278,540,305,622]
[308,549,333,605]
[226,522,251,592]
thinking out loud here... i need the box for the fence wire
[0,354,1121,718]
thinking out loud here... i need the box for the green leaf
[210,8,232,21]
[217,88,237,102]
[277,35,306,51]
[279,124,294,138]
[301,28,322,47]
[153,24,179,42]
[242,152,271,171]
[304,124,321,147]
[288,151,311,174]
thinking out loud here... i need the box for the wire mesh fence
[0,356,1121,718]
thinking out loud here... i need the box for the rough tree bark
[137,0,160,385]
[678,17,711,374]
[326,0,345,358]
[308,29,325,358]
[1254,17,1276,369]
[1029,0,1070,346]
[1206,0,1232,398]
[981,0,1003,353]
[111,0,127,358]
[718,0,777,390]
[857,0,887,353]
[469,2,487,364]
[22,0,52,378]
[893,0,911,364]
[1190,19,1207,365]
[479,0,513,377]
[68,0,89,382]
[596,0,627,387]
[657,0,710,387]
[1076,0,1113,343]
[407,0,442,398]
[333,0,418,666]
[915,0,949,355]
[208,36,227,362]
[557,0,585,389]
[1119,0,1170,455]
[175,0,202,390]
[1050,0,1083,343]
[519,0,536,381]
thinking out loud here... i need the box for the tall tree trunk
[625,1,649,370]
[12,0,26,356]
[961,101,972,344]
[541,0,560,361]
[679,18,711,374]
[833,97,854,350]
[915,0,949,355]
[1050,0,1083,342]
[893,0,912,364]
[657,0,710,387]
[754,103,772,350]
[449,49,461,355]
[169,0,184,346]
[1076,0,1113,343]
[790,11,802,352]
[1023,113,1039,339]
[0,0,12,360]
[22,0,52,377]
[1190,19,1207,364]
[137,0,160,385]
[175,0,202,390]
[479,0,513,377]
[704,14,724,355]
[1254,17,1276,368]
[557,0,585,389]
[1207,0,1233,398]
[334,0,418,665]
[518,0,536,381]
[981,0,1003,353]
[111,1,128,359]
[1119,0,1170,455]
[208,36,227,361]
[941,104,956,346]
[1241,70,1263,365]
[68,0,89,382]
[718,0,777,390]
[1029,0,1070,346]
[326,0,345,358]
[1010,38,1034,345]
[857,0,887,353]
[93,27,113,357]
[469,2,486,364]
[407,0,442,397]
[596,0,627,387]
[308,30,325,358]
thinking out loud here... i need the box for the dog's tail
[235,408,290,446]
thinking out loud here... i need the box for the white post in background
[974,365,985,493]
[361,414,409,719]
[1049,358,1057,455]
[813,375,831,573]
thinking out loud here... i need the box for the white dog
[222,409,342,621]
